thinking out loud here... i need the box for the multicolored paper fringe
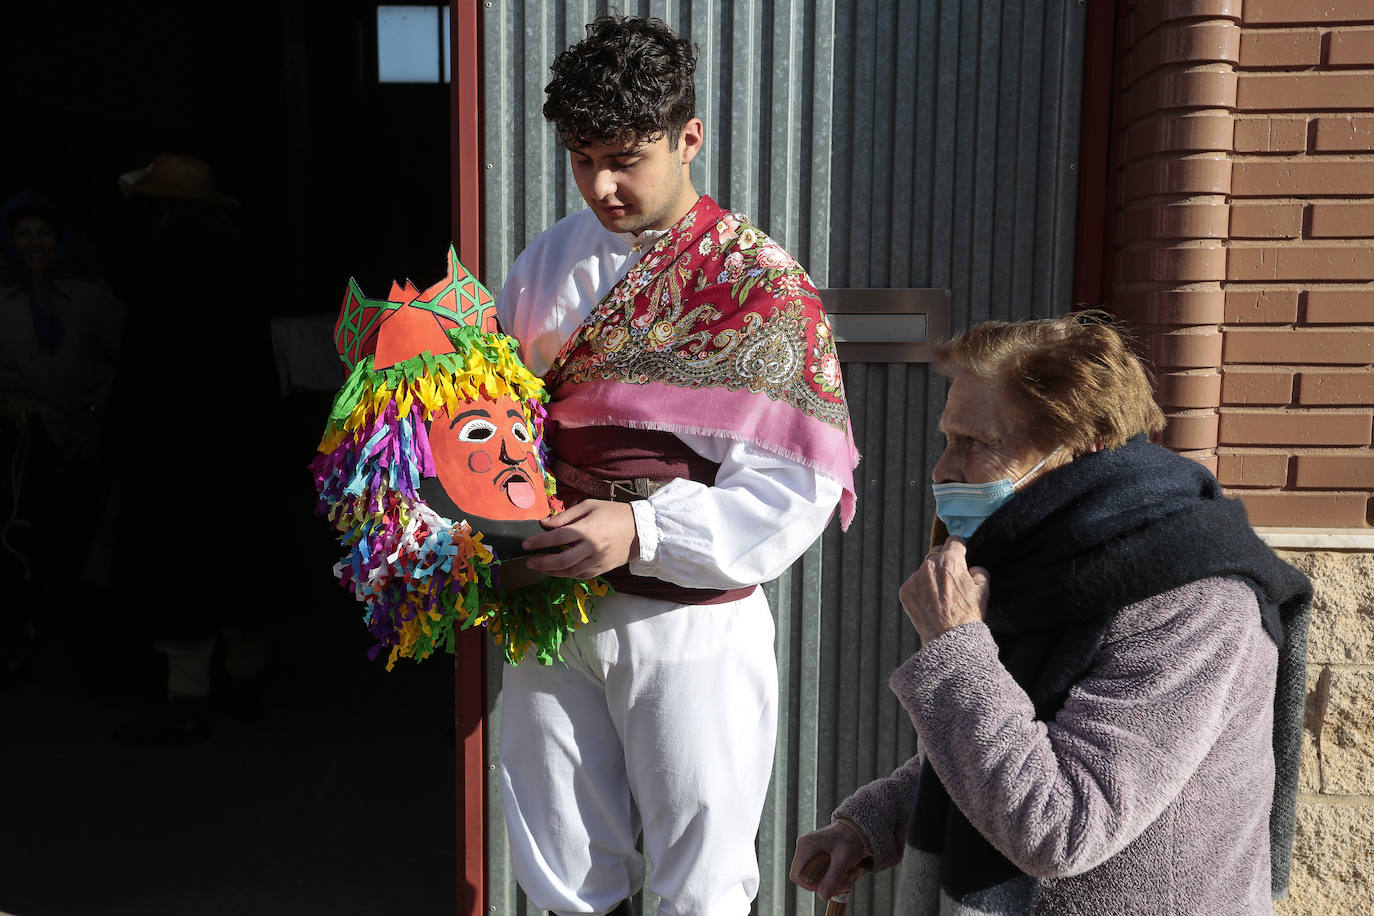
[309,324,606,668]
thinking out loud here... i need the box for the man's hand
[789,820,872,901]
[899,537,990,644]
[520,499,638,580]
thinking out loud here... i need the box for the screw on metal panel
[1069,163,1078,170]
[486,163,494,170]
[489,764,496,770]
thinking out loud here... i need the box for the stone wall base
[1272,550,1374,915]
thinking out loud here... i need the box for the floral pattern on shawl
[545,197,850,434]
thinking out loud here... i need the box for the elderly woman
[791,312,1311,914]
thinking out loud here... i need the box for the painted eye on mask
[510,421,532,444]
[457,418,497,442]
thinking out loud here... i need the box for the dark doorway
[2,3,457,914]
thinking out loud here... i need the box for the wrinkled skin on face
[426,395,550,521]
[933,372,1057,485]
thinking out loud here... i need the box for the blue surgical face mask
[932,447,1060,539]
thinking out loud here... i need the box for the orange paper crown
[333,246,497,371]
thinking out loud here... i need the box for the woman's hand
[789,820,872,901]
[899,537,990,644]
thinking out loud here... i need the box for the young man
[495,15,859,915]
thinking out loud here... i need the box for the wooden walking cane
[799,520,945,913]
[800,853,868,915]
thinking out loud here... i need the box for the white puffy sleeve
[627,433,842,589]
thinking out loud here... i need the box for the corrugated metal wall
[479,2,1085,912]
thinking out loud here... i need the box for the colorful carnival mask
[420,397,548,524]
[309,247,605,669]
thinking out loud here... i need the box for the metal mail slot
[818,287,952,363]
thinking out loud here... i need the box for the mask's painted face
[427,395,549,521]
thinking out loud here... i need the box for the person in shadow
[102,153,278,743]
[0,188,125,685]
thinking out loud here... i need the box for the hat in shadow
[118,154,240,209]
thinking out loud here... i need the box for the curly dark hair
[543,14,698,150]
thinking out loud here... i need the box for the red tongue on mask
[506,477,537,509]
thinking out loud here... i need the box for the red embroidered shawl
[544,195,859,529]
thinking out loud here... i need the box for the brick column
[1110,0,1242,475]
[1221,2,1374,528]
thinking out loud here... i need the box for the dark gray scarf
[907,435,1312,902]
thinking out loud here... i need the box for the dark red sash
[551,422,756,605]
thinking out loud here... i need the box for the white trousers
[499,587,778,916]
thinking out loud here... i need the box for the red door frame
[449,2,486,914]
[1072,0,1122,310]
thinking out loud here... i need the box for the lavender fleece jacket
[835,576,1279,915]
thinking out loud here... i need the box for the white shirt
[0,277,125,458]
[496,207,842,590]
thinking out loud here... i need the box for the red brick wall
[1108,0,1374,528]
